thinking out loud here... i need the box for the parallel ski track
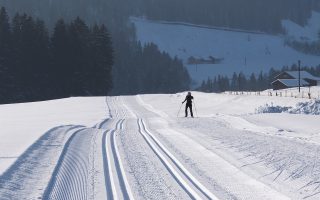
[108,96,128,119]
[103,119,135,200]
[108,96,219,199]
[137,118,219,200]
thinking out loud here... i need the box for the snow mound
[256,103,292,114]
[256,99,320,115]
[289,99,320,115]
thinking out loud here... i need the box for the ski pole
[193,100,198,117]
[177,103,183,117]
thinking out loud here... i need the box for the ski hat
[188,92,191,95]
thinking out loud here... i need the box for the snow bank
[289,99,320,115]
[256,99,320,115]
[256,103,292,114]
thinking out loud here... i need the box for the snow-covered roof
[285,71,320,80]
[272,79,309,87]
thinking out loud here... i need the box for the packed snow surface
[0,97,107,174]
[1,91,320,199]
[132,14,320,85]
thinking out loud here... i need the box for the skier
[182,92,194,117]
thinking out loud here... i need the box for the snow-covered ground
[1,92,320,199]
[132,13,320,86]
[0,97,107,175]
[282,11,320,42]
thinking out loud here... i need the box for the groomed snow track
[103,119,135,200]
[2,95,302,199]
[43,128,92,200]
[137,118,219,200]
[0,125,85,200]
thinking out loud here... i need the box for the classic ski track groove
[137,117,219,200]
[116,96,220,199]
[112,120,135,200]
[45,96,219,200]
[103,98,135,200]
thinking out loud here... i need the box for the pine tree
[230,72,238,91]
[68,17,90,95]
[33,19,50,99]
[11,14,36,100]
[88,24,114,95]
[238,72,247,91]
[51,19,71,97]
[249,73,257,91]
[0,7,11,102]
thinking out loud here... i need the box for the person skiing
[182,92,194,117]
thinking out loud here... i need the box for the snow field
[128,96,290,199]
[1,91,320,199]
[0,125,84,199]
[44,128,95,200]
[0,97,107,175]
[139,92,320,199]
[282,11,320,42]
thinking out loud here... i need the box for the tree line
[112,42,191,95]
[0,7,113,103]
[286,33,320,56]
[0,6,191,103]
[143,0,319,34]
[198,64,320,93]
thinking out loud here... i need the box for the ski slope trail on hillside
[132,17,320,85]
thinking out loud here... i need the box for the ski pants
[185,103,193,117]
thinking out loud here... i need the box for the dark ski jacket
[182,95,194,105]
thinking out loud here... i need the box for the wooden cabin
[272,71,320,90]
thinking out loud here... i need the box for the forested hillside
[1,0,319,33]
[1,0,319,99]
[0,7,113,103]
[0,5,190,103]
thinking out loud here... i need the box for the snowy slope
[282,11,320,42]
[1,93,320,199]
[0,97,107,175]
[132,14,320,85]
